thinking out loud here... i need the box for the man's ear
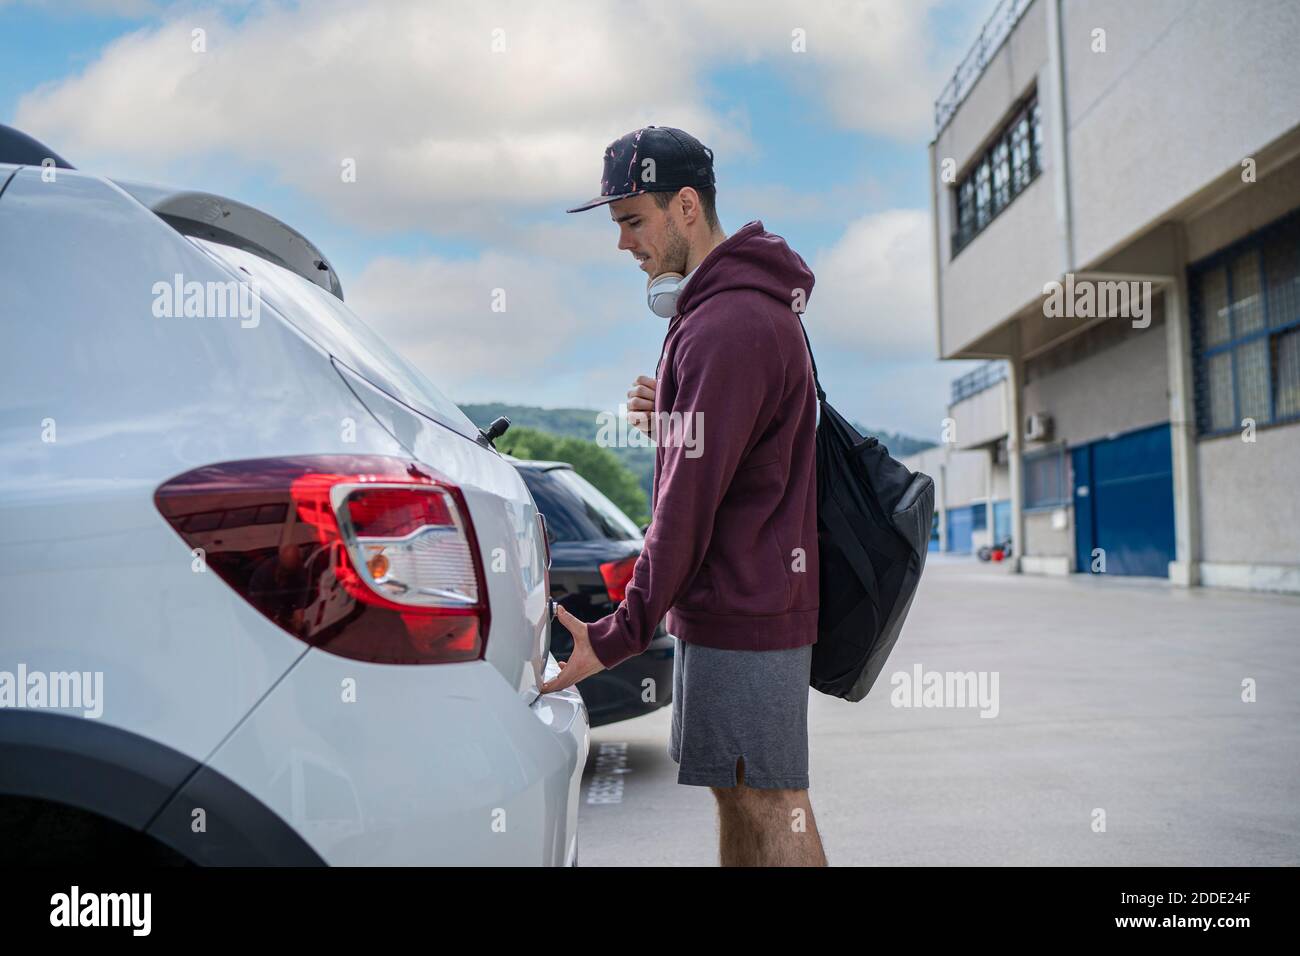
[677,187,699,227]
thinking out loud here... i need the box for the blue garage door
[1072,423,1175,577]
[993,500,1011,544]
[947,506,973,554]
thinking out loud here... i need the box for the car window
[550,469,642,540]
[518,470,590,542]
[189,236,481,442]
[518,468,641,542]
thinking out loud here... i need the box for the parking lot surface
[577,558,1300,866]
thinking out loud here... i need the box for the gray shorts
[668,637,814,790]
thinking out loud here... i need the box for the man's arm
[579,316,782,671]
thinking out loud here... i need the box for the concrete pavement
[576,556,1300,865]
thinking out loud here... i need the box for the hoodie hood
[673,219,815,321]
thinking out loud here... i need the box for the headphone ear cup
[647,272,685,318]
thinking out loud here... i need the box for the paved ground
[576,556,1300,866]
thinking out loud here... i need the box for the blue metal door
[1072,423,1175,577]
[993,500,1011,544]
[947,506,973,553]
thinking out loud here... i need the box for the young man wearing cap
[540,126,826,867]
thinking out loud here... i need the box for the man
[541,126,826,867]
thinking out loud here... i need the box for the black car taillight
[155,455,490,664]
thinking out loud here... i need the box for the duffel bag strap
[795,313,826,403]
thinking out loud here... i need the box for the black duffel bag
[798,318,935,702]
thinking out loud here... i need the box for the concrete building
[904,362,1012,555]
[926,0,1300,592]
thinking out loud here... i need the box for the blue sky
[1,0,998,438]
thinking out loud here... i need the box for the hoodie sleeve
[584,311,782,669]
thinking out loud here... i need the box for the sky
[0,0,998,439]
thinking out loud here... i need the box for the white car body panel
[0,164,586,865]
[187,653,585,865]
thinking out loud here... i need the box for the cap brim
[564,189,644,213]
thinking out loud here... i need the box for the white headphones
[647,271,685,318]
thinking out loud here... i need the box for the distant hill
[462,402,655,497]
[460,402,935,497]
[849,425,936,459]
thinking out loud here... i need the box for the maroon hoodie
[585,220,820,669]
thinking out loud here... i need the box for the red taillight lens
[599,555,638,603]
[346,487,453,537]
[155,455,490,664]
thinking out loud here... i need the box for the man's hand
[539,603,607,694]
[626,374,656,437]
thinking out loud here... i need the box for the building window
[1190,210,1300,436]
[951,90,1042,257]
[992,137,1010,210]
[957,177,975,243]
[975,156,991,230]
[1023,445,1067,510]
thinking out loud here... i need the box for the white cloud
[14,0,957,234]
[806,208,936,359]
[0,0,163,13]
[791,208,993,437]
[663,0,951,140]
[14,1,738,232]
[342,244,665,409]
[346,250,582,393]
[8,0,993,435]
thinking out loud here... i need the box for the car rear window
[518,467,641,543]
[189,236,481,443]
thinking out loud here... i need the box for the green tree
[498,426,650,526]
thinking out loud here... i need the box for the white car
[0,132,587,866]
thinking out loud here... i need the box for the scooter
[977,538,1014,562]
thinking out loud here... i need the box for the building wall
[1025,507,1071,561]
[933,0,1056,356]
[1021,301,1170,451]
[903,445,1006,509]
[1063,0,1300,267]
[904,443,1010,553]
[933,0,1300,357]
[940,0,1048,170]
[952,378,1009,449]
[1184,160,1300,575]
[931,0,1300,588]
[1197,424,1300,567]
[939,177,1059,357]
[1185,158,1300,263]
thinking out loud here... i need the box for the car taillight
[599,555,638,603]
[155,455,489,664]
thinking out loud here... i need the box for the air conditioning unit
[1024,413,1053,442]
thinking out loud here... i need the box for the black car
[512,459,674,727]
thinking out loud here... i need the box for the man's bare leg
[712,757,827,866]
[713,757,758,865]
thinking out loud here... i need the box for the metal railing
[934,0,1036,135]
[951,360,1008,405]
